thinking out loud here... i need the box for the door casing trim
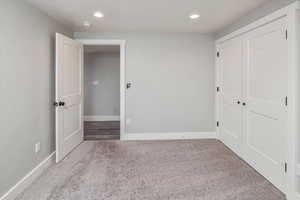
[77,39,127,140]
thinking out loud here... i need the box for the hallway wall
[84,52,120,118]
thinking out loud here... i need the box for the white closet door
[244,18,288,192]
[219,37,243,157]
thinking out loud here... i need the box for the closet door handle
[242,102,246,106]
[237,101,241,104]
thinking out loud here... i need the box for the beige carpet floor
[16,140,285,200]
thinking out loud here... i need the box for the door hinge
[285,29,288,40]
[217,52,220,58]
[285,162,287,173]
[217,86,220,92]
[217,121,220,127]
[285,96,288,106]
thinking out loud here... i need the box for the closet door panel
[219,37,243,157]
[244,17,288,192]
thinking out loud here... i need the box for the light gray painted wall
[75,32,215,133]
[84,52,120,116]
[0,0,72,197]
[216,0,298,38]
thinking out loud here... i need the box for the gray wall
[75,32,215,133]
[216,0,298,38]
[84,52,120,116]
[0,0,72,197]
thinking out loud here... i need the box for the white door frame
[215,2,300,200]
[77,39,126,140]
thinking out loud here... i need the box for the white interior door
[218,37,243,157]
[55,33,83,162]
[244,18,288,192]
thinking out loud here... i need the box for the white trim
[122,132,216,141]
[0,152,55,200]
[286,3,300,200]
[78,39,125,46]
[84,115,120,121]
[77,39,126,140]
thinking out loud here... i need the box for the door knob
[237,101,241,104]
[242,102,246,106]
[54,101,65,107]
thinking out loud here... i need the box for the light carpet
[16,140,285,200]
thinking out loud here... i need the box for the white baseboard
[122,132,216,141]
[84,115,120,121]
[0,152,56,200]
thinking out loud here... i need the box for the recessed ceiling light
[94,11,104,18]
[190,14,200,19]
[83,21,91,27]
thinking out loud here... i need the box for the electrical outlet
[35,142,41,153]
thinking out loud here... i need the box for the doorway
[83,45,121,140]
[78,39,126,140]
[55,34,126,162]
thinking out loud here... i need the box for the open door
[55,33,83,162]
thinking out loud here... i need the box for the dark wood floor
[84,121,120,140]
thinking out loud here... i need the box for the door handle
[54,101,65,107]
[126,82,132,89]
[242,102,246,106]
[237,101,241,104]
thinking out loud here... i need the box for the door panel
[219,37,243,157]
[56,33,83,162]
[63,44,81,95]
[244,18,288,192]
[63,105,81,139]
[221,103,242,152]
